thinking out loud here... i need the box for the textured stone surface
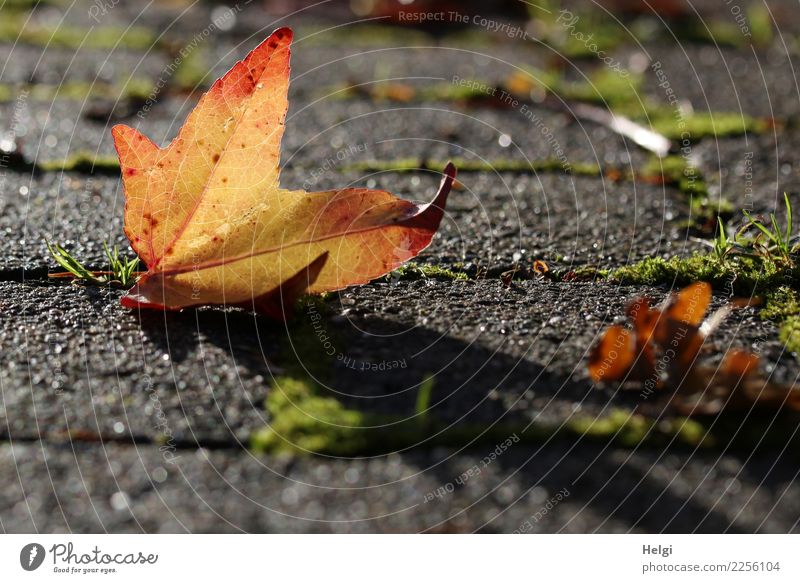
[2,441,799,533]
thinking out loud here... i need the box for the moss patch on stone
[610,253,782,294]
[297,24,431,47]
[249,372,724,456]
[0,16,155,49]
[567,409,712,448]
[761,287,800,356]
[675,4,773,48]
[344,157,600,175]
[172,48,211,91]
[0,79,154,103]
[560,68,644,107]
[250,375,375,455]
[649,110,765,141]
[388,262,469,282]
[37,152,121,174]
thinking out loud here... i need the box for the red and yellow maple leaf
[112,27,455,317]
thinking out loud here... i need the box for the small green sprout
[712,217,733,261]
[102,242,140,287]
[46,239,140,287]
[742,193,799,264]
[415,375,435,425]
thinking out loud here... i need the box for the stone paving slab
[696,132,800,214]
[0,45,173,86]
[0,172,127,272]
[634,42,800,120]
[2,94,652,167]
[333,278,798,402]
[0,167,696,271]
[1,440,798,533]
[1,275,794,444]
[0,280,275,444]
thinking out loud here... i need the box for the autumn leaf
[589,283,800,416]
[587,325,636,382]
[589,283,712,385]
[112,27,455,317]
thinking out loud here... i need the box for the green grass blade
[45,240,97,280]
[770,213,784,249]
[46,238,140,287]
[716,217,728,253]
[744,210,780,245]
[415,375,435,422]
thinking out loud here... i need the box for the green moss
[249,311,724,457]
[611,253,779,295]
[606,101,764,140]
[567,402,800,451]
[172,48,210,91]
[0,79,154,103]
[763,289,800,356]
[319,71,765,142]
[252,303,710,456]
[38,152,120,174]
[533,3,626,59]
[344,157,600,175]
[705,21,750,48]
[690,194,734,219]
[556,70,763,141]
[779,317,800,355]
[650,110,763,140]
[642,155,697,184]
[297,24,431,47]
[566,409,713,447]
[388,262,469,282]
[642,154,707,195]
[676,7,772,48]
[251,376,374,455]
[673,16,750,48]
[418,81,503,103]
[45,80,151,102]
[748,4,774,47]
[313,82,372,102]
[250,374,534,456]
[83,26,155,50]
[252,246,798,456]
[0,15,155,49]
[567,409,652,446]
[250,377,721,456]
[250,361,779,455]
[561,68,643,107]
[671,417,713,446]
[761,287,800,320]
[343,157,418,172]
